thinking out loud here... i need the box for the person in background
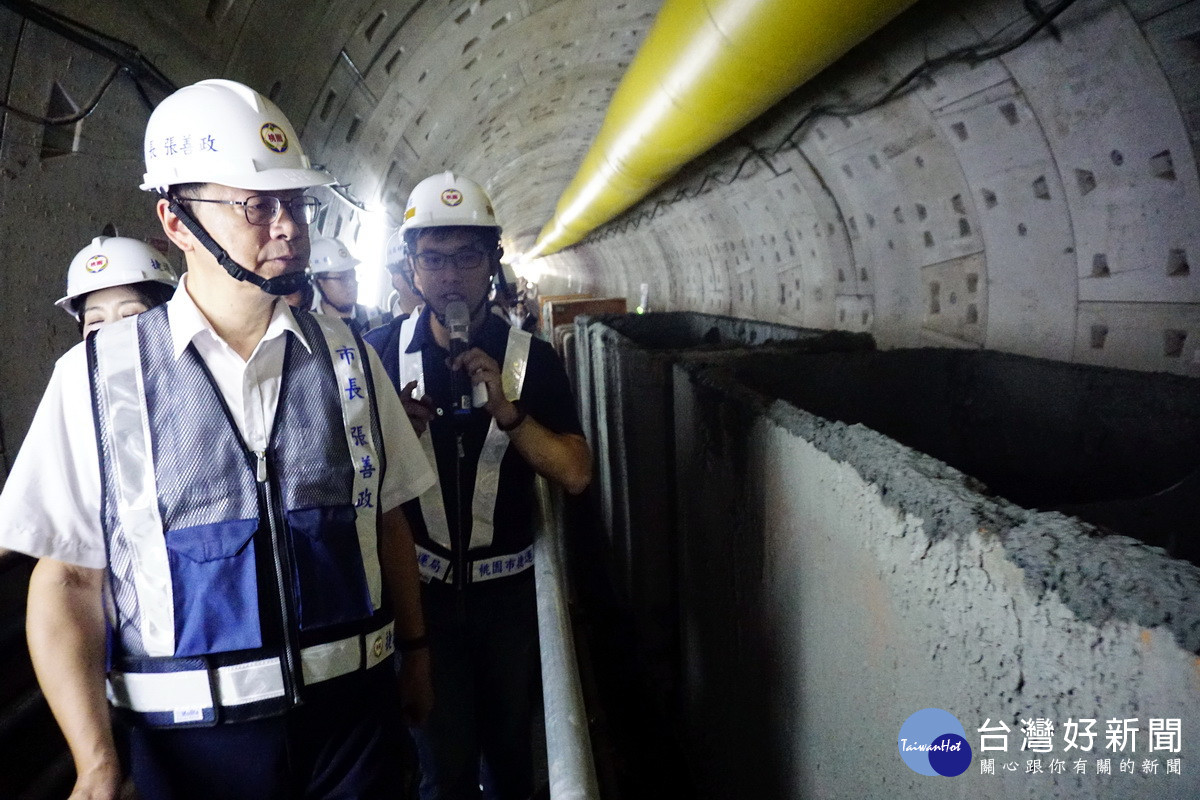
[282,276,314,311]
[310,236,390,334]
[366,171,591,800]
[493,265,537,335]
[57,236,178,337]
[384,230,423,319]
[2,78,435,800]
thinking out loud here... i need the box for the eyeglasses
[177,194,323,226]
[413,249,488,272]
[316,273,358,284]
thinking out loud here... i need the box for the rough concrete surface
[672,358,1200,800]
[726,348,1200,564]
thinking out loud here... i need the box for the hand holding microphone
[446,301,521,428]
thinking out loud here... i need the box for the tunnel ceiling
[0,0,1197,466]
[13,0,659,257]
[241,0,660,258]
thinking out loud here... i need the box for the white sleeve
[0,344,106,568]
[368,346,435,512]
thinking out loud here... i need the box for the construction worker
[57,235,178,336]
[310,236,390,333]
[1,79,435,799]
[365,172,591,800]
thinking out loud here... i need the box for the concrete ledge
[673,356,1200,799]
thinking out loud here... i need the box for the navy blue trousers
[410,577,538,800]
[123,666,409,799]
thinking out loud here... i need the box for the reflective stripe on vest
[107,620,395,722]
[396,310,531,551]
[92,312,383,658]
[414,542,533,584]
[309,313,384,611]
[92,320,174,657]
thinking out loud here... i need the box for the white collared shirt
[0,276,434,568]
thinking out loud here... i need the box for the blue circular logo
[898,708,972,777]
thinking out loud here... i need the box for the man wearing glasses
[0,79,435,799]
[365,172,591,800]
[309,236,392,334]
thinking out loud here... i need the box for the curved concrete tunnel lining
[566,0,1200,376]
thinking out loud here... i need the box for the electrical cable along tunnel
[1,0,1200,797]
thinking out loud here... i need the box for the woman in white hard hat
[57,236,178,336]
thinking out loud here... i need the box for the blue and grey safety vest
[393,308,535,585]
[87,305,394,727]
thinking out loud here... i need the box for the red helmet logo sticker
[85,255,109,273]
[441,189,463,207]
[260,123,289,153]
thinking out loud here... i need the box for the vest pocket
[165,519,262,657]
[287,506,373,630]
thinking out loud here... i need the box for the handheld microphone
[446,300,472,416]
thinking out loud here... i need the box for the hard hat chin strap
[168,198,309,296]
[312,277,355,315]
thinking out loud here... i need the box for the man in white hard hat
[365,172,591,800]
[0,79,435,799]
[57,236,178,337]
[309,236,390,334]
[384,230,422,319]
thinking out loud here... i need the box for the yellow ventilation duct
[528,0,917,258]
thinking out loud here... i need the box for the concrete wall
[725,349,1200,563]
[573,313,874,718]
[577,313,1200,799]
[671,358,1200,799]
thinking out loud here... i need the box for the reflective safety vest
[88,305,394,727]
[394,309,534,585]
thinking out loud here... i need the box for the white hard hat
[309,237,361,274]
[400,171,499,233]
[141,79,334,193]
[385,229,407,273]
[56,236,178,318]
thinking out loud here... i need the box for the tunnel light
[348,209,389,308]
[516,256,544,286]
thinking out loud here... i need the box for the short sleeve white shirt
[0,277,434,568]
